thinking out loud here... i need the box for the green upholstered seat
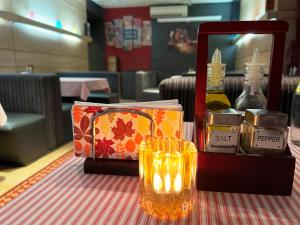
[0,113,48,166]
[142,88,159,101]
[88,92,119,103]
[0,74,66,149]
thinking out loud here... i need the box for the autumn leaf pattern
[84,143,91,157]
[112,118,135,141]
[74,141,82,156]
[154,110,166,125]
[72,105,182,159]
[115,141,126,159]
[135,132,143,145]
[126,139,135,152]
[108,113,116,123]
[72,106,83,123]
[73,115,93,143]
[95,138,114,158]
[84,106,102,114]
[156,128,163,138]
[176,130,181,139]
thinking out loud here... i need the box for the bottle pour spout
[251,47,259,64]
[208,48,225,87]
[245,48,263,81]
[211,48,222,64]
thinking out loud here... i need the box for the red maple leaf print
[73,115,93,144]
[112,118,135,141]
[95,138,115,158]
[84,106,102,114]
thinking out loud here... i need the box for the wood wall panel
[0,19,13,49]
[0,49,15,67]
[0,67,16,72]
[236,0,297,74]
[235,35,272,58]
[10,0,86,35]
[15,52,88,69]
[278,0,297,10]
[16,65,88,73]
[0,0,11,11]
[13,23,88,58]
[0,0,88,73]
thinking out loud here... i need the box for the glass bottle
[206,48,231,111]
[291,81,300,146]
[234,48,266,111]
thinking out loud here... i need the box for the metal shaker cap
[245,109,288,128]
[206,108,242,126]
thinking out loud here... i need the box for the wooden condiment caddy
[195,20,295,195]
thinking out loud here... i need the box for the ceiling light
[157,16,222,23]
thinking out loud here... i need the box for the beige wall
[235,0,297,74]
[0,0,88,73]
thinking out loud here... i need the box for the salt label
[253,129,284,150]
[209,130,238,147]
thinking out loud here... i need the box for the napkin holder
[195,20,296,195]
[84,108,153,176]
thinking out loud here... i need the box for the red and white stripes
[0,142,299,225]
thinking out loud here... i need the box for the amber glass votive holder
[138,138,197,220]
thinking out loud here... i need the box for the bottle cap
[207,48,226,87]
[245,48,264,83]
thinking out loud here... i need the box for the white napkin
[0,103,7,126]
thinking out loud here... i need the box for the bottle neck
[243,79,264,95]
[207,64,225,91]
[207,81,225,91]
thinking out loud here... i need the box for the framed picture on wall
[113,19,123,48]
[104,22,114,46]
[123,16,133,51]
[133,18,142,48]
[142,20,152,46]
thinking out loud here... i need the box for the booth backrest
[160,76,300,123]
[0,73,64,149]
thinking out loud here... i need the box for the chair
[0,73,72,151]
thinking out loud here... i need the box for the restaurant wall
[103,7,151,72]
[235,0,298,74]
[0,0,88,73]
[151,2,240,73]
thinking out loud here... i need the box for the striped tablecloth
[0,143,299,225]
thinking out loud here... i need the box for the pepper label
[253,129,284,150]
[209,130,238,147]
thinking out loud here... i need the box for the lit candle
[174,173,182,192]
[138,138,197,220]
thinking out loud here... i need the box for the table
[0,142,299,224]
[60,77,111,101]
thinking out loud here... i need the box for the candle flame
[165,173,171,192]
[174,173,182,192]
[139,165,144,178]
[153,173,163,192]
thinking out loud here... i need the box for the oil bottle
[234,48,266,111]
[206,48,231,111]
